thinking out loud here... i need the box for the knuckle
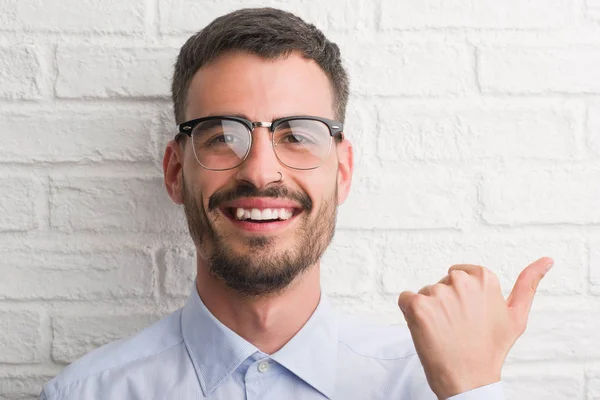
[481,267,500,287]
[448,269,468,283]
[417,285,431,296]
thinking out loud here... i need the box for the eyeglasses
[177,115,344,171]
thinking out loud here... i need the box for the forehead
[185,51,335,121]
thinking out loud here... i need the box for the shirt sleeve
[445,381,505,400]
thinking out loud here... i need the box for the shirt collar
[181,282,338,399]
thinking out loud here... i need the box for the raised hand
[397,257,553,399]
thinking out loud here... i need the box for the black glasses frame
[176,115,344,171]
[178,115,344,138]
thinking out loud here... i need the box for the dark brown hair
[171,7,349,125]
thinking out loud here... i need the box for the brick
[308,0,375,31]
[481,167,600,225]
[0,111,156,163]
[508,308,600,361]
[380,0,571,29]
[52,314,160,363]
[0,178,37,232]
[588,0,600,21]
[378,100,580,161]
[589,102,600,157]
[378,236,584,295]
[478,46,600,94]
[343,98,377,167]
[159,0,313,34]
[590,239,600,294]
[50,177,186,232]
[55,46,177,99]
[0,46,40,99]
[0,374,53,400]
[321,231,378,296]
[0,311,42,363]
[0,250,153,300]
[338,166,473,229]
[160,0,374,34]
[344,41,472,96]
[589,368,600,399]
[163,247,196,298]
[503,370,583,400]
[0,0,144,33]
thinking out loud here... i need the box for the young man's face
[168,51,353,296]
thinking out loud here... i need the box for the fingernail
[543,262,554,275]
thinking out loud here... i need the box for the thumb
[506,257,553,329]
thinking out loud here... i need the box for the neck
[195,258,321,355]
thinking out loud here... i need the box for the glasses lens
[273,119,332,169]
[191,119,250,170]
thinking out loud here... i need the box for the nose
[234,127,282,188]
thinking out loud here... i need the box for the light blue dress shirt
[40,283,505,399]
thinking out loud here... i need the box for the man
[40,8,552,400]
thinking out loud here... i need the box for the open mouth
[222,207,302,223]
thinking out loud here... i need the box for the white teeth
[233,207,294,221]
[280,208,292,220]
[261,209,272,219]
[250,208,261,220]
[236,208,245,220]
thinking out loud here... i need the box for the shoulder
[41,309,185,400]
[336,313,417,360]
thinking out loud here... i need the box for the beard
[181,173,338,298]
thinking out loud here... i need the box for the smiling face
[164,50,353,297]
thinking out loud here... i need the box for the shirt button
[258,360,270,373]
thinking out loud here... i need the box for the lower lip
[222,210,300,232]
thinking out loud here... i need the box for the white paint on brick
[381,0,572,29]
[0,250,154,300]
[55,46,178,99]
[378,100,581,161]
[49,177,185,232]
[162,247,196,298]
[589,367,600,399]
[478,46,600,94]
[321,231,378,295]
[378,236,584,295]
[339,165,474,229]
[589,0,600,21]
[0,0,145,33]
[0,46,40,99]
[0,374,53,399]
[0,110,157,163]
[52,314,161,364]
[481,166,600,225]
[342,98,377,167]
[590,239,600,294]
[0,311,42,363]
[343,40,473,96]
[502,368,584,400]
[508,306,600,361]
[589,101,600,157]
[0,178,38,232]
[160,0,317,34]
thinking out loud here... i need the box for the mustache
[208,183,312,212]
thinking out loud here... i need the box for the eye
[207,133,238,146]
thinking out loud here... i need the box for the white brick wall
[0,0,598,399]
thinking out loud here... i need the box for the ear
[336,138,353,204]
[163,139,185,205]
